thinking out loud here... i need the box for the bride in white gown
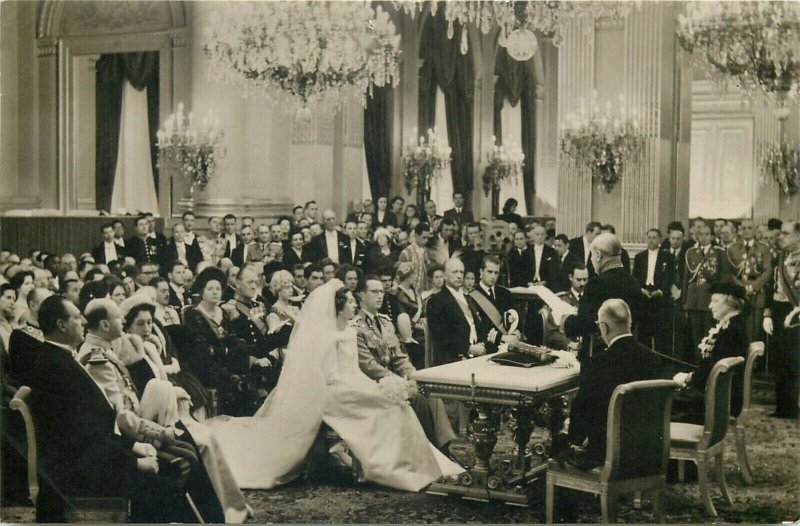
[206,279,463,491]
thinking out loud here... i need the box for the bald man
[562,233,645,362]
[556,299,666,469]
[309,209,348,263]
[426,258,494,365]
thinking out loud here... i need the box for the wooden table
[412,355,580,506]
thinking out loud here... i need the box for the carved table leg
[511,406,535,473]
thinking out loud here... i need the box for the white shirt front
[115,237,125,248]
[184,231,195,246]
[377,210,385,224]
[224,233,238,250]
[350,240,358,262]
[325,230,340,263]
[103,241,118,263]
[533,244,544,281]
[646,249,659,286]
[169,282,186,307]
[446,285,478,344]
[175,241,187,263]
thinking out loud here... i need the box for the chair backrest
[422,318,433,369]
[9,385,38,504]
[741,342,764,413]
[702,356,745,448]
[602,379,680,482]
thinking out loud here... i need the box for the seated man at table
[426,258,495,365]
[555,298,664,470]
[469,255,520,351]
[354,276,457,456]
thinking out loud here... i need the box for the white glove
[763,317,774,336]
[784,307,800,329]
[673,372,691,388]
[253,357,272,368]
[132,442,157,458]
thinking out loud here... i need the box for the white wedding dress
[206,280,462,491]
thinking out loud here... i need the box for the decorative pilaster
[35,38,59,210]
[392,12,423,201]
[556,18,594,237]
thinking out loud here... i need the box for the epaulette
[23,325,44,341]
[87,347,108,365]
[349,316,366,327]
[555,291,569,297]
[376,313,392,321]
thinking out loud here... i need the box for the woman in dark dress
[672,282,749,424]
[365,228,399,275]
[496,198,523,226]
[183,267,268,417]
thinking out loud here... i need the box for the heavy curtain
[419,15,475,198]
[95,52,159,212]
[494,46,537,214]
[363,85,391,200]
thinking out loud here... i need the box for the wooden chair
[9,386,129,523]
[669,356,745,517]
[730,342,764,485]
[546,379,679,524]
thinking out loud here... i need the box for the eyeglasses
[594,320,606,329]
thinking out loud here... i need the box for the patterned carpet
[2,376,797,524]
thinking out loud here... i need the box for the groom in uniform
[353,275,458,457]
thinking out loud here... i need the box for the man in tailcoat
[632,229,675,351]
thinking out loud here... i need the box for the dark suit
[553,252,582,293]
[164,240,203,272]
[632,249,675,349]
[530,244,559,288]
[470,284,515,353]
[7,327,44,389]
[168,283,191,311]
[568,236,595,276]
[27,341,138,520]
[91,242,125,264]
[340,239,368,268]
[374,211,397,229]
[567,335,665,466]
[309,231,349,263]
[126,236,164,266]
[563,266,646,362]
[282,246,312,269]
[682,245,733,357]
[219,233,244,260]
[426,287,485,366]
[459,246,486,278]
[443,208,474,230]
[506,247,533,287]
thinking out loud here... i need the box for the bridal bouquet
[378,375,411,408]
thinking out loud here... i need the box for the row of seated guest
[1,289,251,522]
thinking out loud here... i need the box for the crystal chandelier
[392,1,634,56]
[677,2,800,118]
[203,2,401,115]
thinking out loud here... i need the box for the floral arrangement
[156,103,224,194]
[758,141,800,197]
[560,92,644,192]
[378,375,411,408]
[482,135,525,195]
[203,2,401,115]
[401,127,452,203]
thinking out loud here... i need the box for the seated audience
[183,267,271,416]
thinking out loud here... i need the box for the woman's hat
[709,281,747,302]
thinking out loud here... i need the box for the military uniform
[682,244,732,360]
[544,290,581,350]
[76,334,178,447]
[727,239,772,341]
[764,248,800,418]
[352,310,456,448]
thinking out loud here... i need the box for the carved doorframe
[36,1,187,218]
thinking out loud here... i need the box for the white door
[689,117,754,218]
